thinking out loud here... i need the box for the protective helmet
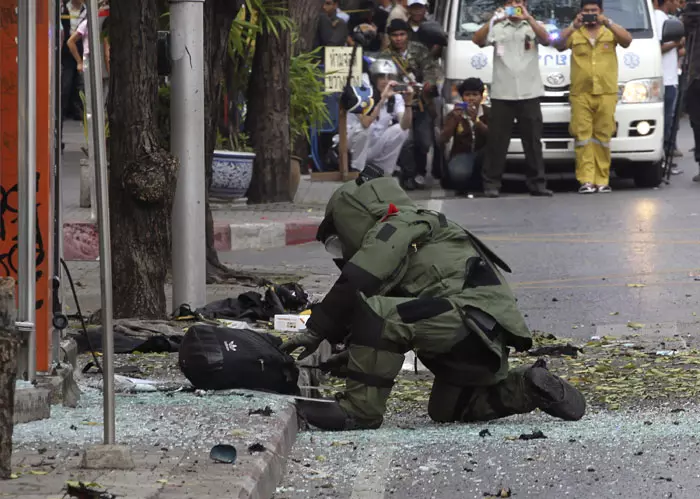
[369,59,398,77]
[316,178,417,261]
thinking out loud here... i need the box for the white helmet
[369,59,398,77]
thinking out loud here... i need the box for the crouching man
[282,175,586,431]
[348,59,413,176]
[439,77,490,194]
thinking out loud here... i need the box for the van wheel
[633,161,663,188]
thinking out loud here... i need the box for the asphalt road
[219,124,700,499]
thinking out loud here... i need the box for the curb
[233,404,299,499]
[63,219,322,261]
[13,387,51,425]
[13,338,81,424]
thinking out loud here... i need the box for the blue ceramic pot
[210,150,255,199]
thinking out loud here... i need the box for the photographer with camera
[555,0,632,194]
[438,78,490,195]
[347,59,414,176]
[472,0,554,198]
[379,18,443,190]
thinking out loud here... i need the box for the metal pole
[17,0,38,382]
[85,0,115,444]
[51,0,65,365]
[170,0,206,311]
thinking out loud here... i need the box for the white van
[432,0,665,187]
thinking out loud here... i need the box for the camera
[505,6,523,16]
[454,102,469,111]
[582,13,598,24]
[394,83,409,92]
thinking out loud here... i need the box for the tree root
[206,255,270,287]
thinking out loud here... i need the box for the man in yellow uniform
[556,1,632,193]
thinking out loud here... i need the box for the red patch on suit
[380,203,400,223]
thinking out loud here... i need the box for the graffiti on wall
[0,177,46,311]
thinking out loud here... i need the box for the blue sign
[471,53,488,70]
[623,52,640,69]
[539,54,568,66]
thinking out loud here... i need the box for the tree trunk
[246,0,292,204]
[202,0,262,284]
[0,278,18,479]
[290,0,322,55]
[108,0,178,318]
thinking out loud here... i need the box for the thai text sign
[324,46,363,93]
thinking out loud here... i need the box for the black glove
[319,350,350,378]
[280,329,324,361]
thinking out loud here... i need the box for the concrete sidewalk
[8,388,299,499]
[61,121,449,261]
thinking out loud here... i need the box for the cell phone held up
[505,6,523,17]
[582,13,598,24]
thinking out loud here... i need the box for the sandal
[596,185,612,193]
[578,183,596,194]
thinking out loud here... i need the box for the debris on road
[519,430,547,440]
[64,481,115,499]
[483,487,512,498]
[249,406,275,417]
[209,444,237,464]
[528,344,582,357]
[248,443,267,454]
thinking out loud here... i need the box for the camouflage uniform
[294,178,586,430]
[377,41,442,105]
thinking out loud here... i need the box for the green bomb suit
[292,178,585,430]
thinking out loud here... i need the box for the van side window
[434,0,448,27]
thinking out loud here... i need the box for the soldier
[282,175,586,431]
[378,19,443,191]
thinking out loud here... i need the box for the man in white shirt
[655,0,685,170]
[347,59,414,175]
[472,0,553,197]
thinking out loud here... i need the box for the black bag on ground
[178,324,300,395]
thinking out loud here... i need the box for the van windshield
[455,0,654,40]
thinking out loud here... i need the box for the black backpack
[178,325,300,395]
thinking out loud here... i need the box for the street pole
[52,0,66,365]
[170,0,207,311]
[17,0,38,382]
[85,0,115,444]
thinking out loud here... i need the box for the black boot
[525,359,586,421]
[295,399,377,431]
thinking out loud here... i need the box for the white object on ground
[274,314,308,332]
[87,374,160,393]
[215,319,255,330]
[401,350,428,372]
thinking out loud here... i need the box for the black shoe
[295,399,377,431]
[525,359,586,421]
[530,187,553,197]
[401,177,418,191]
[484,189,500,198]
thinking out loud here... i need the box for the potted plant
[210,130,256,200]
[289,46,331,197]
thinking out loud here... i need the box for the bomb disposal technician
[282,176,585,431]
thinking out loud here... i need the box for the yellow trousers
[569,93,618,186]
